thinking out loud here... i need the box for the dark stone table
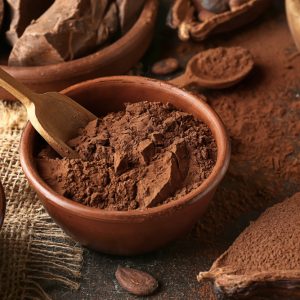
[49,1,300,299]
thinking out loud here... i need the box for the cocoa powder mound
[223,192,300,274]
[198,193,300,298]
[192,47,253,81]
[37,101,217,211]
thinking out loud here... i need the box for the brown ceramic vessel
[0,181,5,229]
[0,0,158,101]
[20,76,230,255]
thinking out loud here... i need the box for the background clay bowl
[20,76,230,256]
[0,0,158,101]
[0,180,5,229]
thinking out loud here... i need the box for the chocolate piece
[198,192,300,299]
[116,0,146,33]
[5,0,54,46]
[168,0,271,41]
[8,0,110,66]
[114,152,128,175]
[115,266,159,296]
[137,139,189,208]
[137,139,155,165]
[151,58,180,76]
[37,101,217,211]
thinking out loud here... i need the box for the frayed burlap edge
[0,101,83,299]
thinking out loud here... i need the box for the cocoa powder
[195,11,300,242]
[222,192,300,274]
[192,47,253,81]
[198,192,300,298]
[37,101,217,211]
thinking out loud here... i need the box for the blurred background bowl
[0,0,158,101]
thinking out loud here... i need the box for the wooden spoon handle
[0,67,35,108]
[168,73,193,88]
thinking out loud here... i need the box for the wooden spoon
[168,47,254,89]
[0,67,96,158]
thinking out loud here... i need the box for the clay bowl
[20,76,230,255]
[0,0,158,101]
[0,180,5,229]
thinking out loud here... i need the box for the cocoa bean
[151,58,179,75]
[115,266,159,296]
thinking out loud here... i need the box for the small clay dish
[0,180,5,229]
[20,76,230,255]
[0,0,158,101]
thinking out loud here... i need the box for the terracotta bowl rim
[0,180,5,228]
[0,0,157,79]
[20,76,231,221]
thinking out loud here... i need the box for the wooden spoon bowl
[0,0,158,101]
[0,180,5,229]
[169,47,254,89]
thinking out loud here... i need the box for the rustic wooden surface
[48,1,299,299]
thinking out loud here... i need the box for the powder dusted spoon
[0,67,96,158]
[168,47,254,89]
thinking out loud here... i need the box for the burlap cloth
[0,100,83,299]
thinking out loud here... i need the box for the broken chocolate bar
[8,0,111,66]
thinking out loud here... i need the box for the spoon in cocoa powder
[168,46,254,89]
[0,67,96,158]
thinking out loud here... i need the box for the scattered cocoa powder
[198,192,300,298]
[192,47,254,81]
[194,11,300,243]
[37,101,217,211]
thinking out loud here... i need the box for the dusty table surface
[48,1,300,299]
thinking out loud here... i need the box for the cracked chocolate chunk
[137,151,182,208]
[8,0,111,66]
[114,152,129,175]
[138,141,189,208]
[137,139,155,165]
[5,0,54,46]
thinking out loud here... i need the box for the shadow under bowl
[0,0,158,101]
[20,76,230,255]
